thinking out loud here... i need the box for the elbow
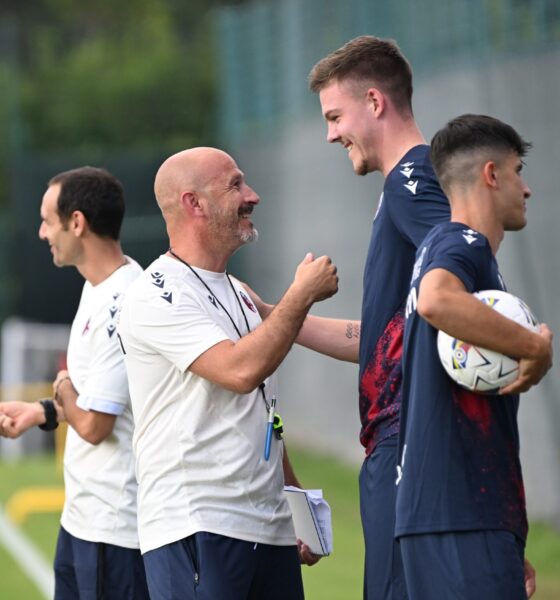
[231,376,262,395]
[79,424,110,445]
[81,431,105,445]
[416,294,444,327]
[226,370,264,395]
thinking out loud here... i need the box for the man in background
[0,167,148,599]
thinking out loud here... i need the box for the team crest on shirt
[82,318,91,336]
[239,290,257,312]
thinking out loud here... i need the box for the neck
[75,239,127,285]
[380,117,426,177]
[167,229,235,272]
[167,246,229,273]
[450,195,504,256]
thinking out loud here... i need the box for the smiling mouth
[239,207,254,218]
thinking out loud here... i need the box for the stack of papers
[284,486,333,556]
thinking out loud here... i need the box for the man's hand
[292,253,338,304]
[297,539,322,567]
[524,557,536,598]
[53,369,73,405]
[0,401,45,438]
[500,324,553,395]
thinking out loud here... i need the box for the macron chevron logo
[462,229,478,245]
[161,291,173,304]
[151,272,165,288]
[404,180,418,195]
[107,323,116,338]
[400,166,414,178]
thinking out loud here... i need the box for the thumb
[302,252,314,264]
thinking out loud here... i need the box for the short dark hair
[308,35,413,114]
[430,114,532,192]
[49,166,125,240]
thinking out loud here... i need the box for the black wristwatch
[38,399,59,431]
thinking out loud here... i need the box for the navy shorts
[399,529,526,600]
[143,531,304,600]
[54,526,149,600]
[359,436,408,600]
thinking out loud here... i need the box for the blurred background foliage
[0,0,249,323]
[0,0,249,162]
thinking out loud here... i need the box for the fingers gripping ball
[437,289,539,394]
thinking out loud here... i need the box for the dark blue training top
[359,145,450,456]
[395,222,528,542]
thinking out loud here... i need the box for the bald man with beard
[117,147,339,600]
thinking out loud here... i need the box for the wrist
[38,399,59,431]
[33,401,47,425]
[54,376,72,403]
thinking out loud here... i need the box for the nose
[523,183,531,199]
[244,185,260,205]
[326,122,340,144]
[38,221,47,240]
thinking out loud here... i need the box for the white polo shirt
[61,258,142,549]
[118,255,295,554]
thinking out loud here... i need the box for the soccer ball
[437,289,539,393]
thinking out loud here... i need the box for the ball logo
[437,289,539,394]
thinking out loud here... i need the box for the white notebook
[284,486,333,556]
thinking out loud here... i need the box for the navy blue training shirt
[359,145,450,456]
[396,222,528,542]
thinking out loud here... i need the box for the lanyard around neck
[167,248,270,410]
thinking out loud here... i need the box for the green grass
[0,451,559,599]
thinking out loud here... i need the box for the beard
[240,227,259,244]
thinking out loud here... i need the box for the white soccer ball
[437,289,539,393]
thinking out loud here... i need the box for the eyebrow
[228,171,243,185]
[323,109,339,121]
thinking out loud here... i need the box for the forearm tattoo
[345,322,360,340]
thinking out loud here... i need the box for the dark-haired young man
[396,114,552,599]
[0,167,149,599]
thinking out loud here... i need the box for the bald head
[154,147,235,218]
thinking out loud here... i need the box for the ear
[482,161,498,189]
[69,211,87,237]
[181,191,204,215]
[365,87,386,118]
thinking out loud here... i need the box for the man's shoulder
[385,145,447,207]
[122,255,197,311]
[431,223,487,246]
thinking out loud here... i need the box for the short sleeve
[125,288,231,373]
[386,161,450,248]
[423,231,491,293]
